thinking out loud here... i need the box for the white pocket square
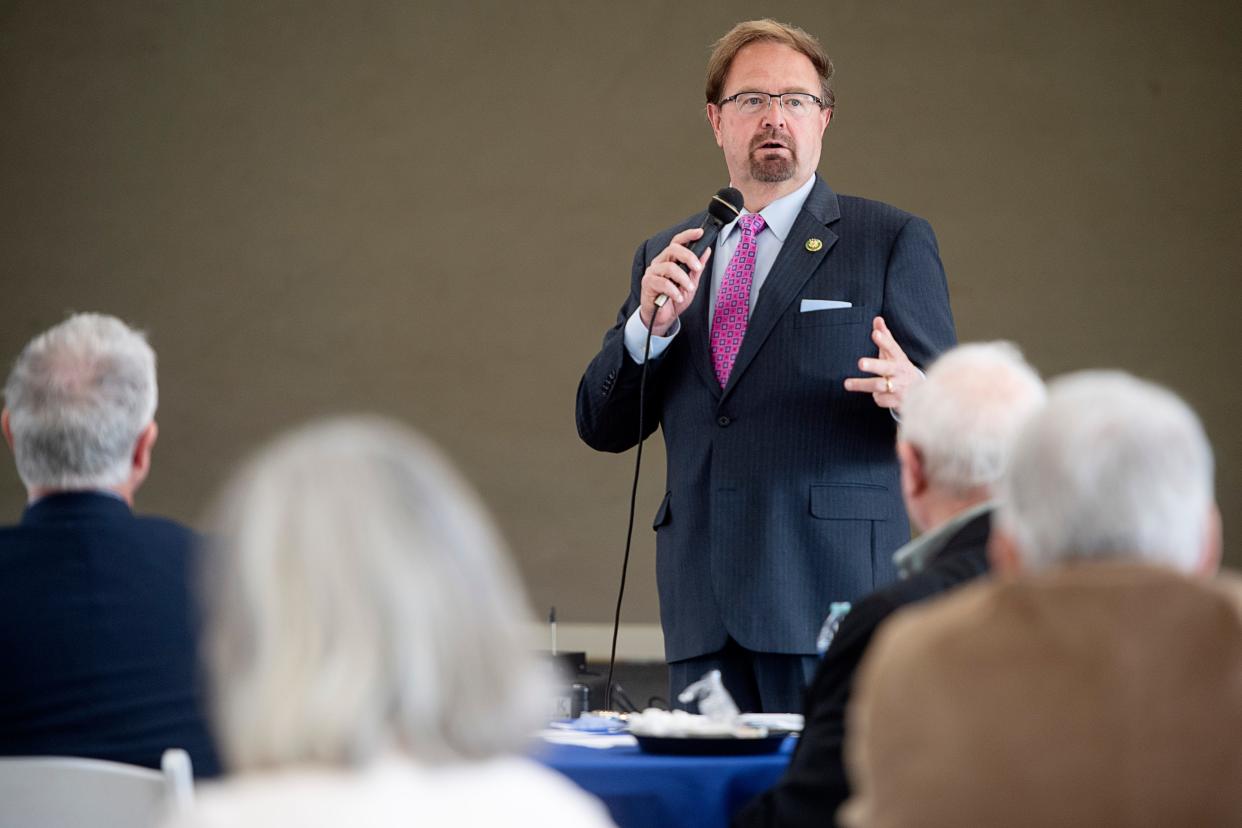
[800,299,853,312]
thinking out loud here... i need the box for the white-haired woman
[167,417,613,827]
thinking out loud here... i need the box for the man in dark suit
[576,19,957,711]
[0,313,219,776]
[733,342,1045,827]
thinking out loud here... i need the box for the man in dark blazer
[733,343,1045,826]
[576,19,957,711]
[0,313,219,776]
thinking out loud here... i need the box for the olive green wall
[2,1,1239,627]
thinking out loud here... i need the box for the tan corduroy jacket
[841,564,1242,828]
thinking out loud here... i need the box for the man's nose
[760,96,787,129]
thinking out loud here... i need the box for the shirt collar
[721,174,817,243]
[21,490,133,525]
[892,500,994,578]
[27,488,126,507]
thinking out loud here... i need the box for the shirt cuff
[624,310,679,363]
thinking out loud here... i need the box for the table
[537,738,794,828]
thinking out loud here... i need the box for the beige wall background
[2,1,1239,629]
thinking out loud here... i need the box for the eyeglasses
[717,91,827,118]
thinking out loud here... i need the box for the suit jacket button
[717,415,731,427]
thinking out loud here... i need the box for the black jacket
[577,177,958,662]
[0,492,220,776]
[733,509,992,827]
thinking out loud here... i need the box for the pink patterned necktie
[710,213,766,388]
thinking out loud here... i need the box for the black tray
[633,732,789,756]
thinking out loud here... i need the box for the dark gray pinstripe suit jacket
[576,176,956,663]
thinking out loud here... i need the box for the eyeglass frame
[716,90,830,116]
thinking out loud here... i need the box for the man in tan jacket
[841,371,1240,828]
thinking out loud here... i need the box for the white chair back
[0,747,195,828]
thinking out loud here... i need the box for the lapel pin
[805,238,823,252]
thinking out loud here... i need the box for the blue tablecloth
[536,738,793,828]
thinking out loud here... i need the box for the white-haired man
[843,372,1239,828]
[735,342,1045,828]
[0,313,219,775]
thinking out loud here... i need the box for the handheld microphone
[652,187,744,308]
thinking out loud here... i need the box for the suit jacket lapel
[721,178,842,399]
[683,235,723,397]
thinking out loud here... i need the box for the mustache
[750,130,794,151]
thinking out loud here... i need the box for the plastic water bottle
[816,602,852,657]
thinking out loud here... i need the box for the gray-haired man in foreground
[843,372,1239,828]
[0,313,218,775]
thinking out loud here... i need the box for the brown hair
[705,19,835,109]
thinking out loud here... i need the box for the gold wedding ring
[884,376,894,394]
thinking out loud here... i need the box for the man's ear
[706,103,724,147]
[1,408,12,453]
[130,421,158,489]
[1197,503,1223,577]
[987,528,1023,577]
[896,440,926,503]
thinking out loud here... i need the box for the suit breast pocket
[788,308,877,382]
[794,305,871,328]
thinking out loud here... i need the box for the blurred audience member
[842,372,1240,828]
[735,342,1045,827]
[169,417,613,827]
[0,313,219,775]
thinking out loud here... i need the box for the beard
[748,131,797,182]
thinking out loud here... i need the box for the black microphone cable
[602,312,657,712]
[601,187,744,712]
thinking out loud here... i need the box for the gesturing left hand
[843,316,922,411]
